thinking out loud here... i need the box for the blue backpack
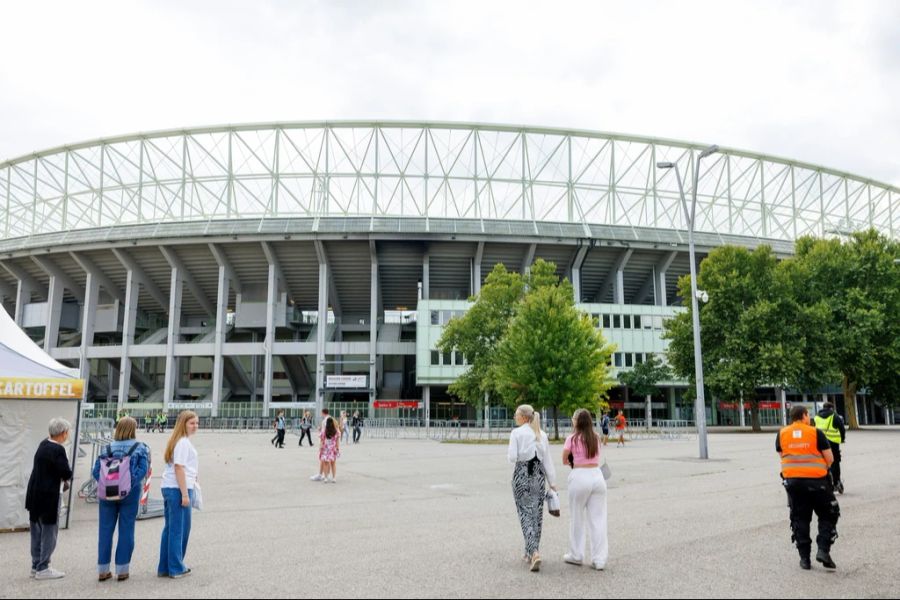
[98,443,140,501]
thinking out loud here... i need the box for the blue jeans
[158,487,193,576]
[98,486,141,574]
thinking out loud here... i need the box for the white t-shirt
[161,437,199,490]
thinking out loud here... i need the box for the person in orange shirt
[614,410,626,448]
[776,405,839,571]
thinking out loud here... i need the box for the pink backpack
[98,443,139,501]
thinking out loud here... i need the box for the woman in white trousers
[561,408,608,570]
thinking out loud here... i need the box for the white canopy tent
[0,307,83,531]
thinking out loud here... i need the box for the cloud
[0,0,897,187]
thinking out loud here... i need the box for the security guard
[777,405,840,570]
[814,401,846,494]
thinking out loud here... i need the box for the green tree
[436,263,523,409]
[494,282,615,439]
[617,354,672,428]
[663,245,803,431]
[788,230,900,429]
[436,260,560,410]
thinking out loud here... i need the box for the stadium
[0,121,896,425]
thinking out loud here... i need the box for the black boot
[816,549,836,569]
[799,556,811,570]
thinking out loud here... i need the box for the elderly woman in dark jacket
[25,417,74,580]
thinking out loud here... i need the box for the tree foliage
[788,230,900,428]
[437,259,615,438]
[663,245,803,431]
[664,230,899,431]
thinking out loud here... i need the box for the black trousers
[275,429,286,447]
[785,477,840,556]
[828,442,842,483]
[298,429,313,446]
[353,426,361,443]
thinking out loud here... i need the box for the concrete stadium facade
[0,122,897,424]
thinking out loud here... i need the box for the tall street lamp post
[657,144,719,459]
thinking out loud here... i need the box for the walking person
[298,411,314,447]
[507,404,557,572]
[814,402,846,494]
[144,413,154,434]
[561,409,608,571]
[340,410,350,444]
[600,411,610,446]
[272,410,286,448]
[318,415,341,483]
[25,418,74,580]
[157,412,167,434]
[614,410,626,447]
[351,411,363,444]
[777,405,839,570]
[91,416,150,581]
[158,410,200,579]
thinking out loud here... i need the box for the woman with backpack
[561,408,608,571]
[91,416,150,581]
[158,410,200,579]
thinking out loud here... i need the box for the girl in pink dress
[318,416,341,483]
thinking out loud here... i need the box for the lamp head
[657,161,675,169]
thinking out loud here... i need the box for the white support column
[424,385,431,432]
[656,251,677,306]
[739,390,746,428]
[484,391,490,429]
[79,272,99,387]
[164,266,183,410]
[473,242,484,296]
[14,280,33,326]
[263,263,277,415]
[118,271,139,410]
[422,251,430,301]
[43,275,64,352]
[369,244,378,416]
[212,266,230,417]
[315,262,328,416]
[778,386,787,426]
[570,245,588,303]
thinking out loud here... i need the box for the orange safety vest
[779,422,828,479]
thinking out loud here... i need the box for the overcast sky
[1,0,897,186]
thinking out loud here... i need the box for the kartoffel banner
[0,377,84,399]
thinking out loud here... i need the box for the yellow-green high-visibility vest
[814,414,842,444]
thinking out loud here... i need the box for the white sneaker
[30,569,36,578]
[324,476,333,483]
[310,474,324,481]
[563,553,583,566]
[35,568,65,580]
[591,561,605,571]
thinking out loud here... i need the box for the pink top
[563,433,601,466]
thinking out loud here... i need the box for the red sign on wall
[373,401,421,409]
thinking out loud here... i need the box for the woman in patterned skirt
[507,404,557,572]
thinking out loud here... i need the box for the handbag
[545,489,560,517]
[191,482,203,511]
[600,461,612,481]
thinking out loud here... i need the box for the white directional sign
[325,375,367,389]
